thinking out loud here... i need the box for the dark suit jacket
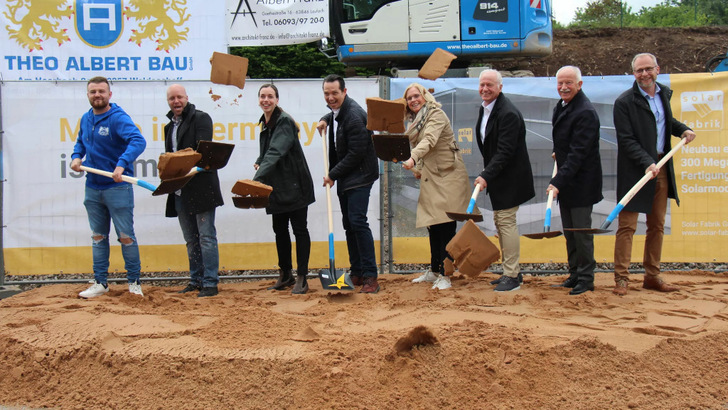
[164,103,223,217]
[320,95,379,192]
[550,90,603,208]
[613,81,690,213]
[475,93,535,210]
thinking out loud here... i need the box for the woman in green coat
[254,84,315,294]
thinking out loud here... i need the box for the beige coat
[409,107,471,228]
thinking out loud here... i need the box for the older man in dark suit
[474,69,535,292]
[547,66,603,295]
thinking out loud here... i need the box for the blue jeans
[84,184,141,284]
[337,183,377,278]
[175,195,219,288]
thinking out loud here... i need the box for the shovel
[524,160,563,239]
[588,138,688,233]
[318,132,355,291]
[80,165,160,193]
[151,167,205,196]
[445,183,484,222]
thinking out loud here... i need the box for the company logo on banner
[227,0,328,46]
[0,0,225,81]
[681,90,723,132]
[76,0,123,48]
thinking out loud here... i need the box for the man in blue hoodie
[70,76,147,298]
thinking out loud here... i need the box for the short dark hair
[87,76,109,88]
[258,83,279,98]
[323,74,345,91]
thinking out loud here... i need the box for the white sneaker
[79,282,109,298]
[128,282,144,297]
[412,269,438,283]
[432,275,452,290]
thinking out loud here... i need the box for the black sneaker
[177,284,201,294]
[490,273,522,286]
[494,275,521,292]
[197,286,218,298]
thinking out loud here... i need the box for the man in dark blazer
[164,84,224,298]
[317,75,380,293]
[474,69,535,292]
[547,66,603,295]
[612,53,696,296]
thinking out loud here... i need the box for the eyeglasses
[634,66,656,74]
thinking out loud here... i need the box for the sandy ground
[1,270,727,409]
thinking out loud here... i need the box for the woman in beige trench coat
[401,83,471,290]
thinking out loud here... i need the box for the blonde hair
[403,83,440,119]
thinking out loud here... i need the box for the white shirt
[480,100,496,143]
[331,108,340,150]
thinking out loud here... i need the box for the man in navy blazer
[547,66,603,295]
[474,69,535,292]
[612,53,696,296]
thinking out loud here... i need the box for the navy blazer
[475,93,535,210]
[550,90,603,208]
[164,103,223,217]
[613,81,690,213]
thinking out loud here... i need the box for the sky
[552,0,667,25]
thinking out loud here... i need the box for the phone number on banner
[265,17,325,26]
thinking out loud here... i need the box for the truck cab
[328,0,552,67]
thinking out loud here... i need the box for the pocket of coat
[272,184,300,206]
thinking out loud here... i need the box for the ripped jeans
[84,184,141,284]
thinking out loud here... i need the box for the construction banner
[1,79,381,274]
[389,72,728,264]
[0,0,226,81]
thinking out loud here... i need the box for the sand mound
[1,270,727,408]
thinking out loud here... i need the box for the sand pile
[1,270,727,409]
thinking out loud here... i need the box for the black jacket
[476,93,535,210]
[613,81,690,213]
[321,95,379,191]
[550,90,603,208]
[164,103,224,217]
[253,107,315,214]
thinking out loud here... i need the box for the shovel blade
[152,174,194,196]
[445,211,484,223]
[196,141,235,170]
[318,268,355,291]
[523,231,563,239]
[562,228,612,234]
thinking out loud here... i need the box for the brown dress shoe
[643,275,679,292]
[360,277,380,294]
[612,278,629,296]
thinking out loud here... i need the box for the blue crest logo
[75,0,123,48]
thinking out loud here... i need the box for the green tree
[679,0,728,24]
[634,0,709,27]
[230,43,346,79]
[571,0,635,27]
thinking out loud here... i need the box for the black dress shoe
[198,286,219,298]
[177,284,201,294]
[569,282,594,295]
[552,276,578,288]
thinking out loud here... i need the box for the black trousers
[427,221,457,274]
[559,204,596,283]
[272,206,310,276]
